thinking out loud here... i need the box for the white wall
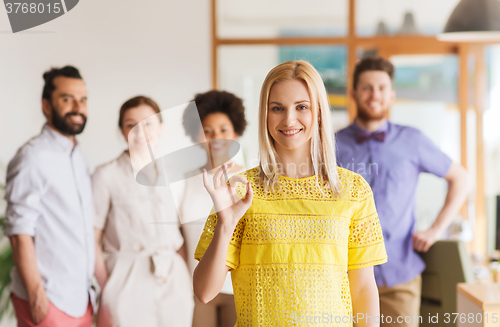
[0,0,211,179]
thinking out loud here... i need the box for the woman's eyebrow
[269,100,310,105]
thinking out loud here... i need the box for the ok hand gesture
[202,163,253,230]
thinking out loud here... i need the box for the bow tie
[356,131,386,144]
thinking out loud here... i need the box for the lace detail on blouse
[195,167,387,326]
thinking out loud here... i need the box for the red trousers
[11,293,92,327]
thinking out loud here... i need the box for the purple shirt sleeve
[416,130,453,178]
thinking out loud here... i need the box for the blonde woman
[93,96,194,327]
[193,61,388,326]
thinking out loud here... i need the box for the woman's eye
[297,105,308,110]
[204,130,211,134]
[271,106,282,111]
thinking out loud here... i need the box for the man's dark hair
[183,90,247,142]
[42,66,82,101]
[353,57,394,90]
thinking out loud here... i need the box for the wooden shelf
[457,283,500,310]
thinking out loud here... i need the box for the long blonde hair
[258,60,341,196]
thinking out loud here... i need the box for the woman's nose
[283,110,297,126]
[211,130,223,139]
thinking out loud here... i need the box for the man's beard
[355,99,387,122]
[50,104,87,135]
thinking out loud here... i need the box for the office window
[356,0,460,37]
[217,0,348,38]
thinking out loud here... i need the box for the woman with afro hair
[180,90,247,327]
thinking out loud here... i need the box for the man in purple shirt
[336,57,468,327]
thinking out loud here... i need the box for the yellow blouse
[195,167,387,326]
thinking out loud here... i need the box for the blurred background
[1,0,500,324]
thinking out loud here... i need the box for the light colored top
[195,167,388,326]
[92,151,193,327]
[5,124,95,318]
[180,167,243,294]
[93,151,184,254]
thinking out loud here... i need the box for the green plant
[0,183,14,321]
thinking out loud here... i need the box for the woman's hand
[202,163,253,231]
[194,163,253,303]
[94,228,109,291]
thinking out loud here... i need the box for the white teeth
[281,129,301,135]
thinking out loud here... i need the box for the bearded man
[5,66,95,327]
[335,57,468,327]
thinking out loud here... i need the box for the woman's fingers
[243,181,253,205]
[228,175,249,202]
[212,165,224,188]
[211,162,236,189]
[220,164,230,186]
[228,175,247,187]
[202,169,214,193]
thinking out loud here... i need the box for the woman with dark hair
[180,90,247,327]
[93,96,194,327]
